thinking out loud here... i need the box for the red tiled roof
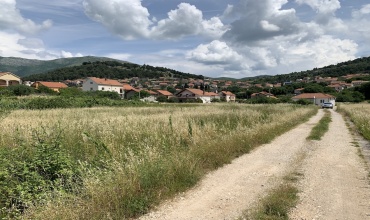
[89,77,122,86]
[205,92,219,96]
[38,81,68,88]
[156,90,173,96]
[122,83,135,90]
[293,93,335,99]
[220,91,235,96]
[145,90,158,95]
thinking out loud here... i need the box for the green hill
[21,61,204,81]
[0,56,123,77]
[243,56,370,83]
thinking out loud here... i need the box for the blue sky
[1,0,370,78]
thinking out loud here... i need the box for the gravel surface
[138,109,370,220]
[290,110,370,219]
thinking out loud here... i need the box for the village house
[0,72,21,87]
[156,90,174,99]
[177,88,220,103]
[219,91,236,102]
[251,91,276,99]
[82,77,124,98]
[294,88,305,95]
[32,81,68,92]
[292,93,336,106]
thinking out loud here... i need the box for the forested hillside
[21,61,204,81]
[244,56,370,83]
[0,56,122,77]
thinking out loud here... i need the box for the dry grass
[338,103,370,140]
[0,103,317,219]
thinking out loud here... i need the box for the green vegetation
[0,104,317,219]
[307,110,332,140]
[246,184,299,220]
[242,169,303,220]
[22,61,203,81]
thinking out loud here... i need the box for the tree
[167,86,176,94]
[7,85,34,96]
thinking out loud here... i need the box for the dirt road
[290,110,370,219]
[139,110,370,220]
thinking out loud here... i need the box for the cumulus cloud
[187,40,243,65]
[83,0,152,40]
[223,0,300,44]
[83,1,226,40]
[151,3,227,39]
[0,0,52,34]
[0,32,82,60]
[61,50,83,58]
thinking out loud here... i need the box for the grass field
[0,103,317,219]
[339,103,370,140]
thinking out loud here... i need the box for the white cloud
[0,0,52,34]
[260,20,281,32]
[187,40,243,65]
[61,50,83,58]
[295,0,341,14]
[83,1,226,40]
[151,3,227,40]
[0,31,83,60]
[83,0,152,40]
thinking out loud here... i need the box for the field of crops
[339,103,370,140]
[0,103,317,219]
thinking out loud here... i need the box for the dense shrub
[295,98,313,105]
[0,140,82,218]
[7,85,35,96]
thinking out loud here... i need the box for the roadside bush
[0,140,82,218]
[295,98,313,105]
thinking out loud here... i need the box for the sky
[1,0,370,78]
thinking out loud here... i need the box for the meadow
[339,103,370,140]
[0,103,317,219]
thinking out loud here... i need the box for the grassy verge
[307,110,332,140]
[337,103,370,141]
[0,104,317,219]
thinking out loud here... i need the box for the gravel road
[139,109,370,220]
[290,110,370,219]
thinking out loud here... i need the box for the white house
[219,91,236,102]
[177,88,219,103]
[292,93,336,106]
[82,77,124,98]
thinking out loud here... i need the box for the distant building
[219,91,236,102]
[0,72,21,87]
[292,93,336,106]
[32,81,68,92]
[82,77,123,98]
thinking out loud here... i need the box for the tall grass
[0,104,317,219]
[338,103,370,140]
